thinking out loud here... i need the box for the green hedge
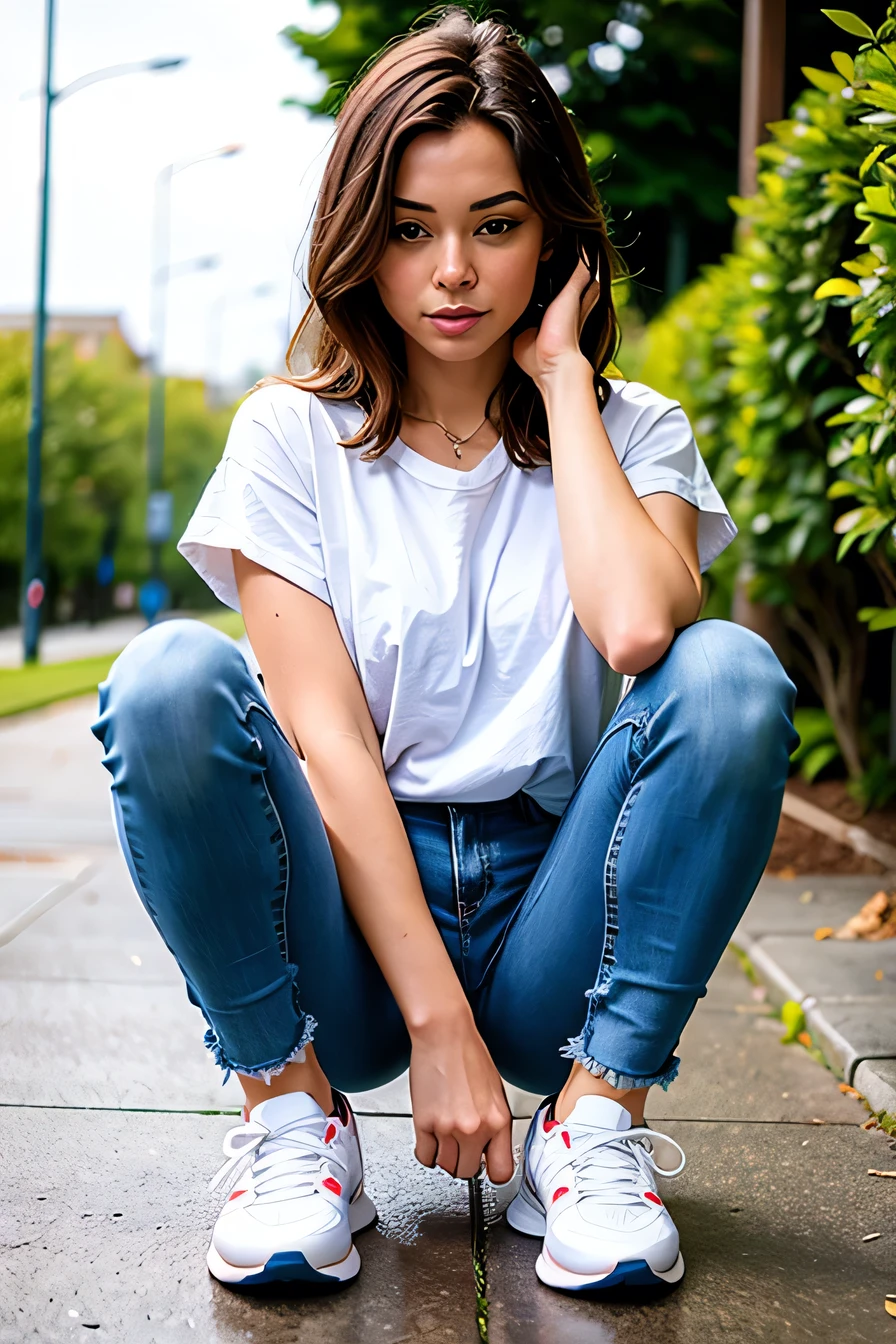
[638,5,896,803]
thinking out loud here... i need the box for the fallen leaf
[876,969,885,981]
[799,889,814,904]
[863,1232,882,1241]
[839,1083,862,1098]
[834,889,896,941]
[780,1000,806,1043]
[886,1301,896,1318]
[861,1117,880,1131]
[815,927,834,941]
[868,1169,896,1178]
[797,1030,813,1048]
[776,865,797,880]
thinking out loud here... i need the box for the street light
[21,0,187,663]
[142,144,242,623]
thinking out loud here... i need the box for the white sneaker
[506,1094,686,1292]
[206,1089,377,1286]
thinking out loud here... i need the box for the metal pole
[146,165,173,589]
[22,0,56,664]
[738,0,787,198]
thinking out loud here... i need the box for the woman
[93,9,798,1297]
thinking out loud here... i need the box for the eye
[475,218,523,237]
[393,221,430,241]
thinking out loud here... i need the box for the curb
[730,925,896,1121]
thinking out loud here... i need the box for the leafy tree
[283,1,744,300]
[0,330,237,624]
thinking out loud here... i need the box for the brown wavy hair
[268,7,621,468]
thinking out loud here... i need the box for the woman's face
[373,118,548,363]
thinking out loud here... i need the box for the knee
[92,619,253,777]
[662,619,798,754]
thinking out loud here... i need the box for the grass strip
[0,610,246,718]
[0,654,120,718]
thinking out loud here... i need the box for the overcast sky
[2,0,339,385]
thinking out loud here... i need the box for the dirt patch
[765,778,896,878]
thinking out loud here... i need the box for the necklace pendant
[454,443,462,460]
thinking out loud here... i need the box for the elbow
[604,625,675,677]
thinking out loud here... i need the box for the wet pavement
[1,696,894,1342]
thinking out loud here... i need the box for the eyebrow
[392,190,530,213]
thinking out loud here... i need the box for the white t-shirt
[178,379,736,814]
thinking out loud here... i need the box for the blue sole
[236,1252,343,1286]
[570,1259,680,1292]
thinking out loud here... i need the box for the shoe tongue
[565,1095,632,1132]
[250,1090,326,1131]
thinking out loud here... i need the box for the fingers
[454,1131,489,1181]
[414,1127,438,1169]
[418,1116,513,1181]
[484,1120,515,1186]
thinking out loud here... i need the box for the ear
[539,245,554,263]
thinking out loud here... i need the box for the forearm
[542,359,702,671]
[301,734,470,1034]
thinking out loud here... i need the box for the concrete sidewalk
[0,695,893,1342]
[0,617,147,669]
[733,876,896,1123]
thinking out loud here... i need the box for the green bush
[639,5,896,799]
[813,9,896,631]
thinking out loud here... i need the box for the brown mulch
[765,778,896,878]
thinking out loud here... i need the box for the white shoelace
[544,1125,686,1207]
[209,1115,347,1206]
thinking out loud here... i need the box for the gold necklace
[401,409,489,460]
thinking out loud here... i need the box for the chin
[413,325,512,363]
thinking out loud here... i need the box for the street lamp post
[21,0,186,663]
[142,145,242,623]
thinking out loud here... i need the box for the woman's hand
[513,257,600,394]
[410,1008,515,1184]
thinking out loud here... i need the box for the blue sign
[146,491,174,544]
[139,577,170,624]
[97,554,115,587]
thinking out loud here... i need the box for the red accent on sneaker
[543,1118,560,1132]
[322,1176,342,1196]
[324,1123,337,1145]
[644,1191,663,1206]
[552,1186,570,1203]
[228,1189,247,1202]
[561,1131,571,1148]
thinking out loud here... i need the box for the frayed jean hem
[559,1033,681,1092]
[204,1013,319,1087]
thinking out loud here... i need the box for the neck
[401,331,510,428]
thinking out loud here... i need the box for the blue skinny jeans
[91,617,798,1096]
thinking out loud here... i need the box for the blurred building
[0,311,141,363]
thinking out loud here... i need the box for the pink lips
[426,306,486,336]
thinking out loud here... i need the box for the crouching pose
[92,9,797,1297]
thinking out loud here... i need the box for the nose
[433,232,476,291]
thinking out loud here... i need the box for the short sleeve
[177,384,331,610]
[605,381,737,573]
